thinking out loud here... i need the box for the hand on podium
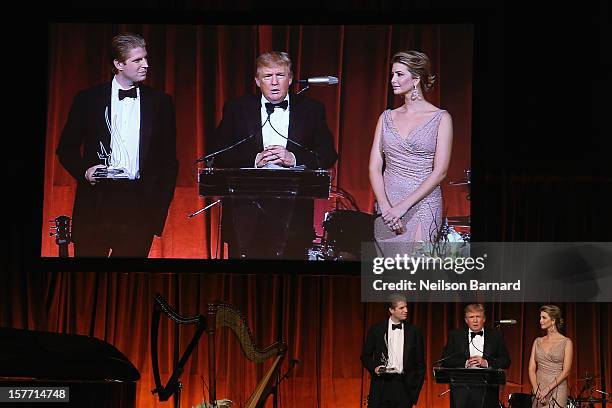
[465,355,488,368]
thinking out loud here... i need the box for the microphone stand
[296,84,309,95]
[195,114,272,166]
[269,359,299,408]
[187,199,221,219]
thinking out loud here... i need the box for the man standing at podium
[442,304,510,408]
[210,51,338,259]
[361,294,425,407]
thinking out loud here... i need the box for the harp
[207,302,287,408]
[151,294,207,403]
[151,295,287,408]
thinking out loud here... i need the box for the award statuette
[94,141,130,180]
[379,333,400,375]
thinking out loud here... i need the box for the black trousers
[223,198,313,260]
[450,385,500,408]
[369,374,413,408]
[73,180,155,258]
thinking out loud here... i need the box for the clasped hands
[255,145,296,168]
[465,355,488,368]
[380,202,410,233]
[534,385,552,405]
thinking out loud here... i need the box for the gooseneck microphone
[297,76,339,85]
[433,335,475,367]
[266,117,322,169]
[196,113,272,165]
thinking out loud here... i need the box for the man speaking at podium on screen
[209,51,338,259]
[441,303,511,408]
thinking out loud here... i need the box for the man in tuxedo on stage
[209,51,338,259]
[442,303,511,408]
[361,294,425,408]
[56,33,178,257]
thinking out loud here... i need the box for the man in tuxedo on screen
[441,303,511,408]
[209,51,338,260]
[361,294,425,407]
[56,33,178,257]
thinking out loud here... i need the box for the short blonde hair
[386,293,407,310]
[111,33,146,73]
[464,303,485,316]
[391,50,436,92]
[255,51,293,77]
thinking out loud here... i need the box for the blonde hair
[391,50,436,92]
[111,33,146,73]
[255,51,293,77]
[386,293,407,310]
[540,305,565,329]
[464,303,485,316]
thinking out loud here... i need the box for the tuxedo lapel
[248,95,263,153]
[96,83,112,158]
[483,330,492,359]
[381,322,390,361]
[463,330,470,358]
[287,94,303,148]
[402,323,410,370]
[139,85,152,167]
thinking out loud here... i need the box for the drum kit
[444,168,471,243]
[506,374,608,408]
[308,170,472,260]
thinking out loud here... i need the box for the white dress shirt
[108,76,141,179]
[386,319,404,373]
[260,94,290,148]
[255,95,296,167]
[467,328,485,367]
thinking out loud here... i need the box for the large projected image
[42,23,472,260]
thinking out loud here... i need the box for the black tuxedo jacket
[209,93,337,169]
[361,320,425,407]
[56,82,178,239]
[442,328,511,408]
[209,93,338,255]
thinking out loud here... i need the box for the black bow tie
[265,100,288,112]
[470,330,484,339]
[118,87,137,100]
[392,323,403,330]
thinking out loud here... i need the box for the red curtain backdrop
[42,23,472,258]
[2,271,610,408]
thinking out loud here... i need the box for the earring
[411,84,421,101]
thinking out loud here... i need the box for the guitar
[52,215,71,258]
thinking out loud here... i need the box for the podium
[434,367,506,408]
[198,167,331,199]
[198,168,331,258]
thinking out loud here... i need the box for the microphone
[433,336,474,367]
[196,113,272,165]
[265,119,323,169]
[297,76,339,85]
[494,319,517,325]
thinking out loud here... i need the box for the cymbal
[449,180,470,186]
[447,216,470,226]
[577,376,601,382]
[573,397,604,402]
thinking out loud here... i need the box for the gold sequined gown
[374,109,445,253]
[532,337,569,408]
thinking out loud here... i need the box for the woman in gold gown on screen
[368,50,453,255]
